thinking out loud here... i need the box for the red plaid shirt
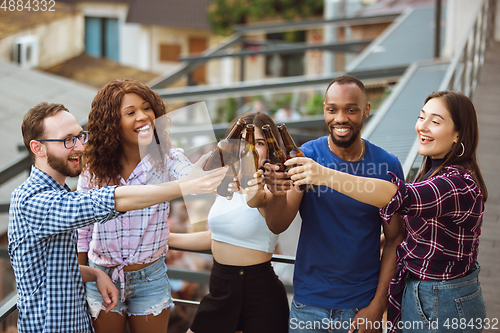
[380,165,484,332]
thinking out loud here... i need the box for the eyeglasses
[37,131,90,149]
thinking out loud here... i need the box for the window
[265,31,305,77]
[188,37,207,85]
[85,17,119,61]
[159,44,181,62]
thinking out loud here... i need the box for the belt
[407,267,476,282]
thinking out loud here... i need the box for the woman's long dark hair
[415,91,488,202]
[228,112,283,156]
[84,79,170,187]
[238,112,281,143]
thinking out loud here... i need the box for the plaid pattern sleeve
[380,166,484,333]
[381,169,483,221]
[8,167,123,333]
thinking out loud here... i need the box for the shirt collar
[30,165,71,192]
[123,157,149,183]
[124,154,167,184]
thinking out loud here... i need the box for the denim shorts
[289,298,361,333]
[401,263,486,333]
[85,258,174,317]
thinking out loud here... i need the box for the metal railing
[439,0,496,95]
[0,246,294,316]
[0,116,328,214]
[148,12,400,90]
[0,10,404,213]
[0,0,496,327]
[155,65,406,103]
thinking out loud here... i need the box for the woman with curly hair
[77,79,215,333]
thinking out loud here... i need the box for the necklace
[328,136,365,161]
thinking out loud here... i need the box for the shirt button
[239,269,244,275]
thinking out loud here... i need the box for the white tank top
[208,193,279,253]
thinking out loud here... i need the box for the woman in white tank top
[169,112,289,333]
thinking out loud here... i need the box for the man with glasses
[9,102,227,333]
[37,130,90,148]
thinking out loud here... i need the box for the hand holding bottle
[278,124,316,193]
[262,163,293,195]
[240,124,260,189]
[179,152,229,195]
[285,156,328,188]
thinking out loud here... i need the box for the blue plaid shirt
[8,166,123,333]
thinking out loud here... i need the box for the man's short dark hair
[325,75,367,96]
[22,102,70,161]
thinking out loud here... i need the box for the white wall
[149,26,213,75]
[0,14,84,69]
[137,27,152,72]
[77,2,128,20]
[39,15,85,68]
[220,57,235,85]
[443,0,483,58]
[119,23,151,71]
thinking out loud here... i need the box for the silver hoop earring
[457,142,465,157]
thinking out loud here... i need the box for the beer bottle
[278,124,315,193]
[261,124,287,172]
[240,124,259,189]
[203,119,246,171]
[216,163,240,198]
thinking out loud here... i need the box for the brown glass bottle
[216,163,240,198]
[261,124,287,172]
[203,119,246,171]
[240,124,259,189]
[278,124,316,193]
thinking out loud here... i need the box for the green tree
[209,0,324,35]
[305,93,324,115]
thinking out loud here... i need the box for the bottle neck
[263,131,280,151]
[245,129,255,146]
[226,120,246,140]
[279,129,297,150]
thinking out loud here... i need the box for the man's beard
[47,149,82,178]
[329,122,363,149]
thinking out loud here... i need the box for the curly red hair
[84,79,171,187]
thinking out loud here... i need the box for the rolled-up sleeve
[168,148,193,180]
[379,170,481,225]
[379,172,408,224]
[85,186,122,224]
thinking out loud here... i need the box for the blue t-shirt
[294,136,404,309]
